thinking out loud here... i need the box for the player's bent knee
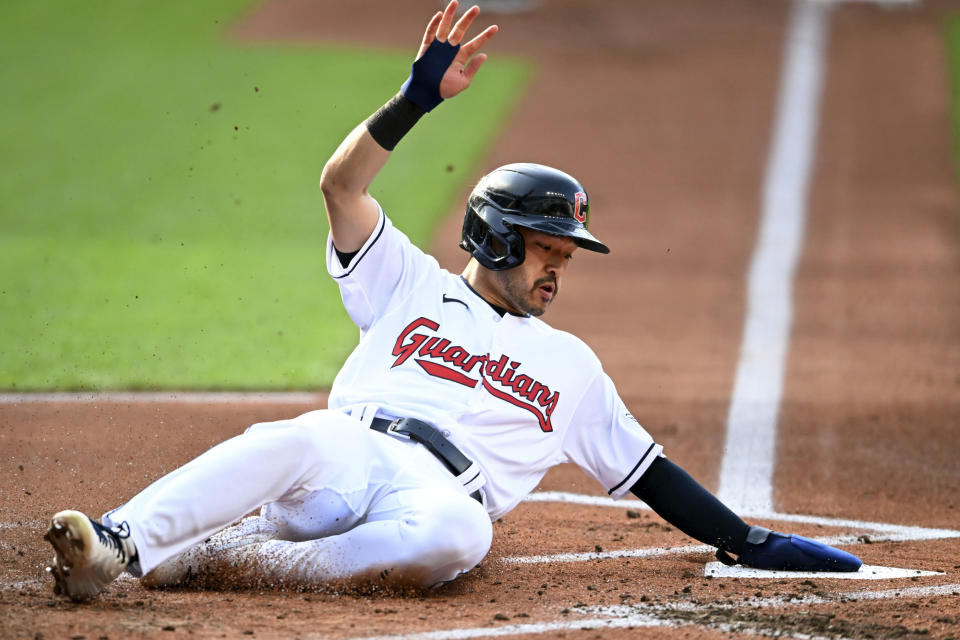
[409,492,492,581]
[437,497,492,564]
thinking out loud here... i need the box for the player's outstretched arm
[631,457,862,572]
[320,1,498,253]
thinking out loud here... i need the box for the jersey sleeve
[325,204,438,331]
[561,370,664,499]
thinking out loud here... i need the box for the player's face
[495,228,578,317]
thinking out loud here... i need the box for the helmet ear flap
[460,206,525,270]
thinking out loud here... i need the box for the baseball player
[44,1,860,602]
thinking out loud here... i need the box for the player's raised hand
[404,1,499,111]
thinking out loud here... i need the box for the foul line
[717,0,832,513]
[342,582,960,640]
[522,491,649,509]
[522,491,960,540]
[512,491,960,565]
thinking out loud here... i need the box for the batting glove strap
[401,39,461,112]
[718,527,862,572]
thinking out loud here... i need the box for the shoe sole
[44,510,100,601]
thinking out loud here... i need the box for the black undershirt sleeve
[630,456,750,554]
[335,247,360,268]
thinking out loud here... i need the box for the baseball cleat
[44,510,137,601]
[718,526,862,572]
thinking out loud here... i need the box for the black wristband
[365,94,426,151]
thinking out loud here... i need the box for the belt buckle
[386,418,408,438]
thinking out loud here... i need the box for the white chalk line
[511,490,960,564]
[521,492,960,538]
[506,543,712,565]
[522,491,648,508]
[342,616,819,640]
[504,531,960,566]
[717,0,831,514]
[342,617,783,640]
[343,582,960,640]
[704,561,941,580]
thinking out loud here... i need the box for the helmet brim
[502,214,610,255]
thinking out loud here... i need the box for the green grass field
[0,1,529,390]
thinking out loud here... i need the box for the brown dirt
[776,1,960,529]
[3,1,960,638]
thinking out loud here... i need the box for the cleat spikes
[43,510,136,602]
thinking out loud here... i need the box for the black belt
[370,417,483,504]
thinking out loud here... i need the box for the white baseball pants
[103,410,492,588]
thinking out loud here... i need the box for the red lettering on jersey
[391,317,559,432]
[573,191,587,223]
[392,317,440,367]
[416,359,479,388]
[485,354,509,380]
[463,354,486,371]
[481,377,559,433]
[418,336,447,358]
[443,346,470,368]
[526,381,553,407]
[509,374,532,396]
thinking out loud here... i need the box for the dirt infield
[3,1,960,638]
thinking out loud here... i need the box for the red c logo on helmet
[573,191,587,223]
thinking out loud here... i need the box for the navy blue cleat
[717,526,862,572]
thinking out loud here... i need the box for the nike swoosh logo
[442,294,468,308]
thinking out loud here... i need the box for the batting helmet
[459,163,610,271]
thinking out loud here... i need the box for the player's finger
[448,5,480,45]
[459,24,498,59]
[462,53,487,83]
[418,10,443,57]
[436,0,458,41]
[421,11,443,47]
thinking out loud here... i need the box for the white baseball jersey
[326,206,663,521]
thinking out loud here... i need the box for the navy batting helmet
[459,163,610,271]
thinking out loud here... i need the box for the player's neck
[461,261,524,316]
